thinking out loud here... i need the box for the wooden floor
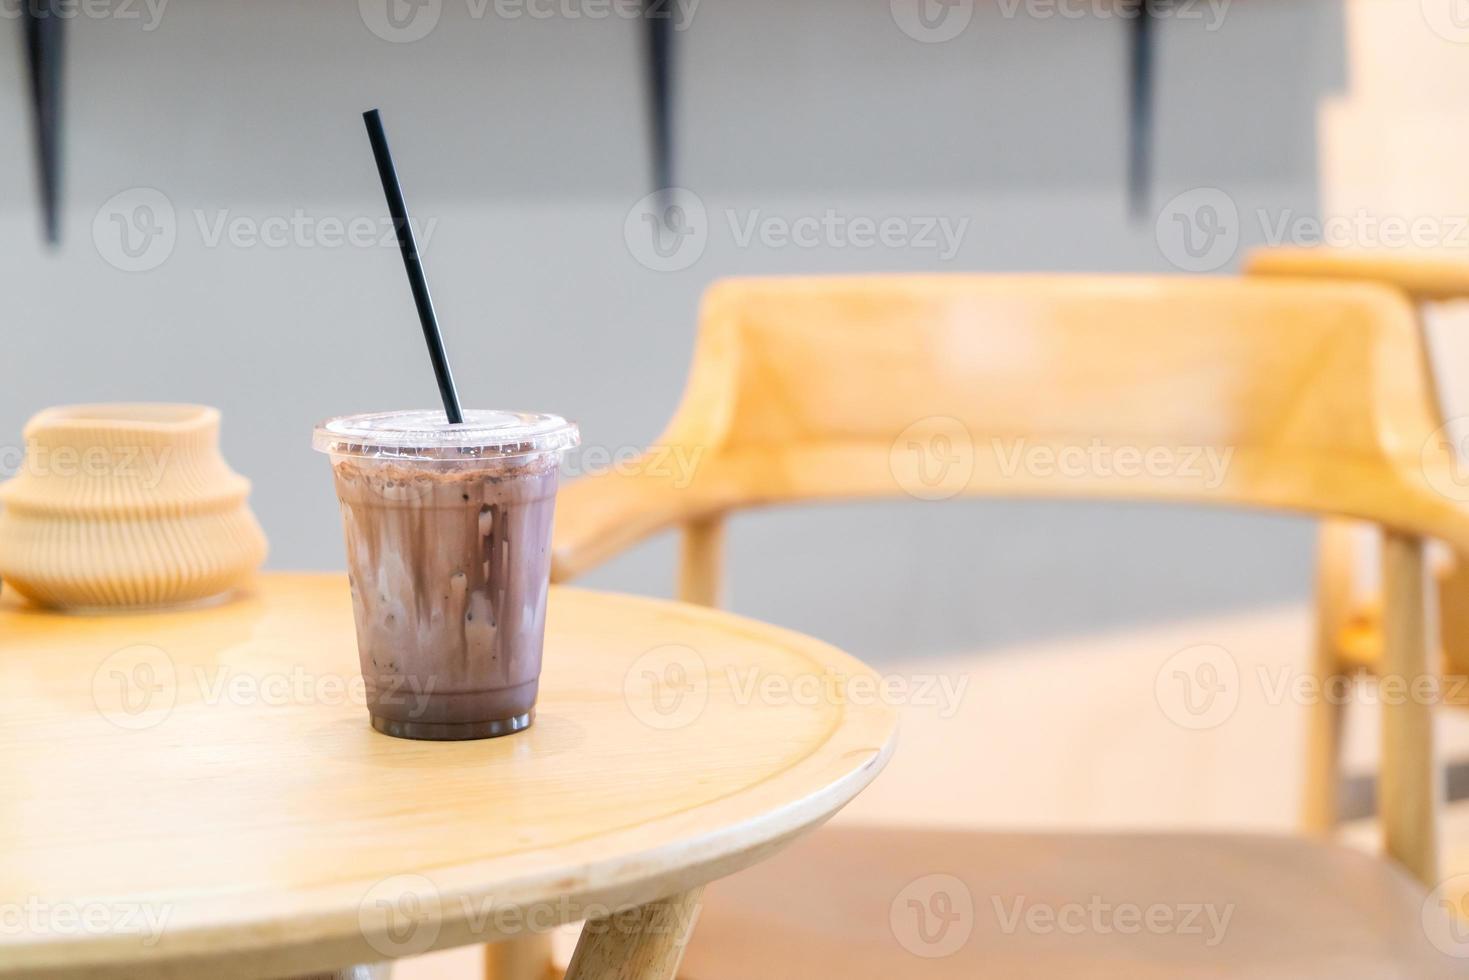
[393,599,1469,978]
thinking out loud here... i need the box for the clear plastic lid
[312,410,579,460]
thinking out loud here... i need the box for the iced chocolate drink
[313,410,579,740]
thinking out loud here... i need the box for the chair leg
[1438,556,1469,683]
[563,889,703,980]
[1301,665,1345,835]
[290,965,390,980]
[1303,520,1356,835]
[678,517,724,608]
[484,934,554,980]
[1380,530,1440,886]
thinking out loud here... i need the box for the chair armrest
[1245,246,1469,302]
[551,457,712,584]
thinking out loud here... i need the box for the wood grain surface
[0,573,896,978]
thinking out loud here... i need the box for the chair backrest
[551,273,1461,886]
[553,274,1469,580]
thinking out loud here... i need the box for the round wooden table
[0,573,896,979]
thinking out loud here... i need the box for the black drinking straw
[362,108,464,424]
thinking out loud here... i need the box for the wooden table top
[0,573,896,979]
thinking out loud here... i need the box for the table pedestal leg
[563,889,704,980]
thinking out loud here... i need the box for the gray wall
[0,0,1346,661]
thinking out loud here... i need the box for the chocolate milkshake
[313,410,579,740]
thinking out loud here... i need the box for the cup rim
[313,409,579,461]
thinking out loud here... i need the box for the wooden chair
[543,274,1469,977]
[1246,245,1469,835]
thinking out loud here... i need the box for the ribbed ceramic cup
[0,404,267,610]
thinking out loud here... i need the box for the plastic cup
[312,410,579,740]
